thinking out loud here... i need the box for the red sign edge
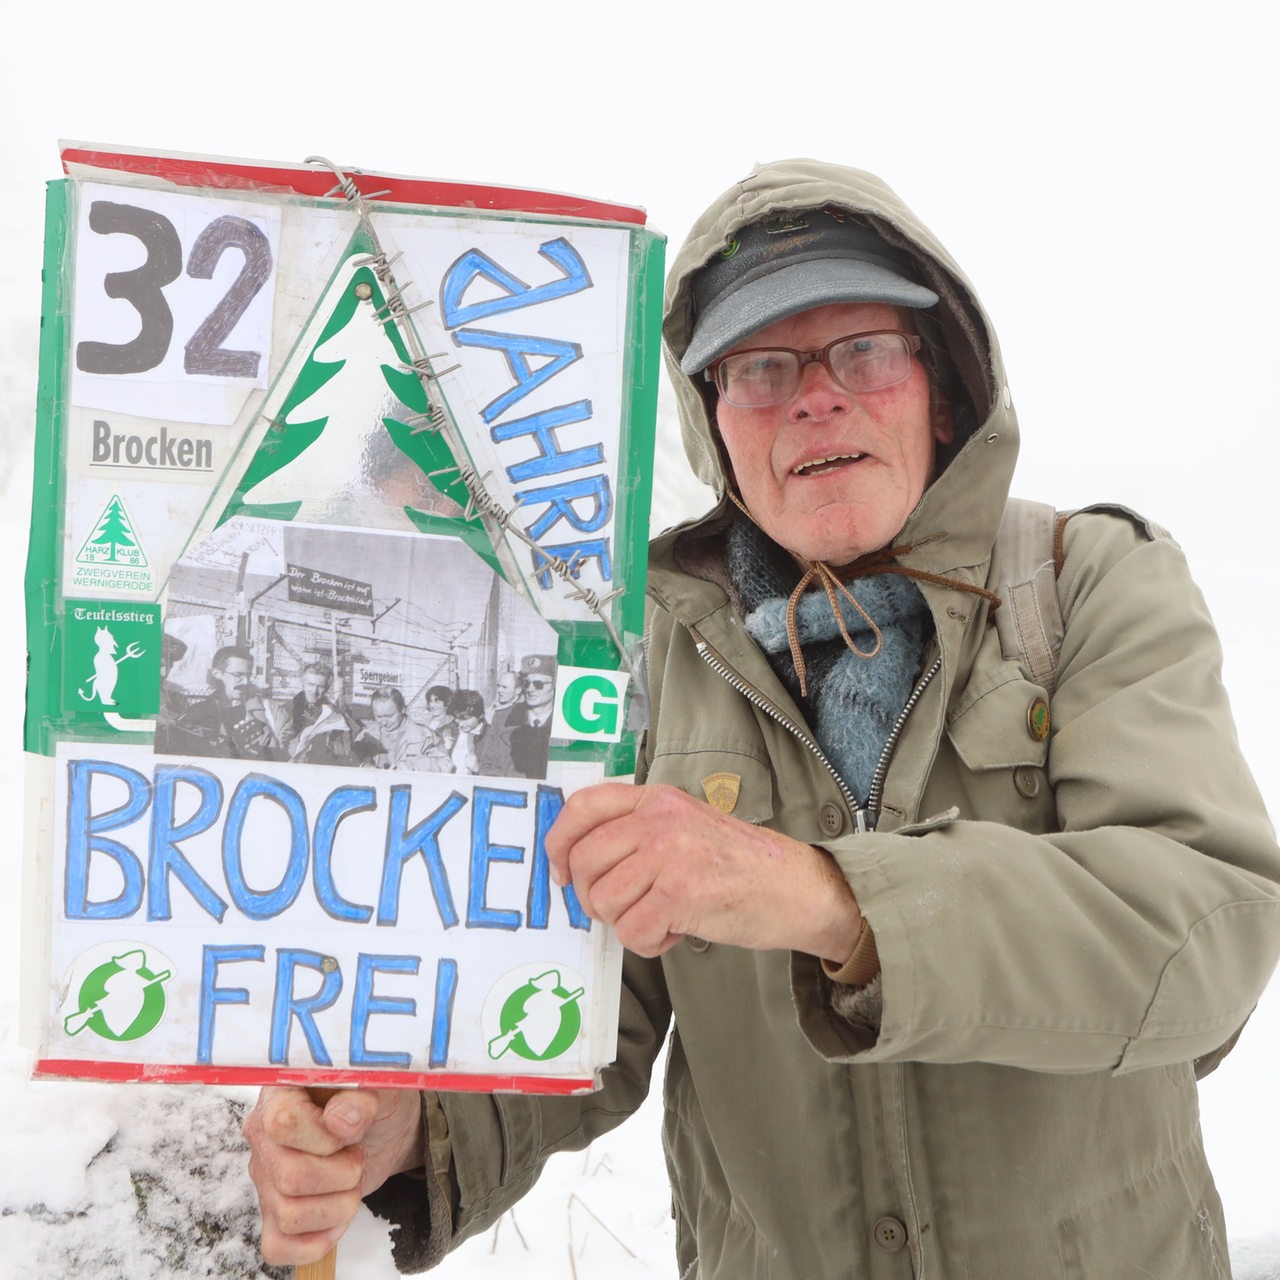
[59,143,649,226]
[33,1056,598,1095]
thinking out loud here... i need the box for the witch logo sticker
[62,946,173,1042]
[485,967,586,1062]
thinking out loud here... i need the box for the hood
[661,158,1020,576]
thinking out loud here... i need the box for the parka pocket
[1054,1151,1227,1279]
[942,673,1057,832]
[644,748,775,826]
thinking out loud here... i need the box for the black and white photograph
[155,517,559,780]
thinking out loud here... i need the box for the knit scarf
[727,517,931,808]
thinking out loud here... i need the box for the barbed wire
[305,157,635,678]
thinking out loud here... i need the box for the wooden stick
[296,1250,337,1280]
[295,1088,340,1280]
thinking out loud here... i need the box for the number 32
[76,200,273,379]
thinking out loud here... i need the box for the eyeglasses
[706,330,922,408]
[524,677,554,690]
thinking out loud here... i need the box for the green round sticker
[488,970,584,1062]
[64,949,170,1042]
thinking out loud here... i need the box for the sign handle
[295,1087,340,1280]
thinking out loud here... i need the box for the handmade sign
[22,144,664,1095]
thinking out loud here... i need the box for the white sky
[2,0,1277,1261]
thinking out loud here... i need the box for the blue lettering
[429,958,458,1069]
[519,474,613,542]
[467,787,527,930]
[198,944,264,1064]
[527,785,590,930]
[350,953,418,1068]
[147,765,228,922]
[270,949,341,1066]
[492,401,601,483]
[65,759,149,920]
[377,787,465,927]
[440,237,591,328]
[222,774,309,920]
[313,786,376,923]
[454,329,582,424]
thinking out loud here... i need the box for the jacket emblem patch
[700,771,741,814]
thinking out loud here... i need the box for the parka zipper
[691,628,942,834]
[865,653,943,822]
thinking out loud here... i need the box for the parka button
[818,803,845,836]
[686,935,711,953]
[872,1215,908,1253]
[1013,765,1042,798]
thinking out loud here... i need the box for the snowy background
[2,1,1278,1274]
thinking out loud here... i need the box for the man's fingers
[253,1088,351,1157]
[258,1190,357,1267]
[546,782,647,884]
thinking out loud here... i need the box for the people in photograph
[475,654,556,779]
[172,645,279,760]
[506,654,556,779]
[447,689,487,776]
[490,668,521,718]
[246,159,1280,1277]
[279,664,335,759]
[421,684,458,756]
[364,688,433,771]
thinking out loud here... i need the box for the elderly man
[244,160,1280,1278]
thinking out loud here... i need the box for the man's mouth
[791,453,866,477]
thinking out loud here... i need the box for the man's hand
[244,1086,424,1266]
[546,782,863,962]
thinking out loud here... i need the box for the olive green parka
[380,159,1280,1279]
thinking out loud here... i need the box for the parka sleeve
[793,511,1280,1073]
[366,949,671,1272]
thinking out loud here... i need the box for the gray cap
[681,209,939,375]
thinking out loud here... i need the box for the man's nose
[787,361,851,421]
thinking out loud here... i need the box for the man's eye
[738,354,788,377]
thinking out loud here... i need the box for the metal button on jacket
[818,802,845,837]
[872,1215,908,1253]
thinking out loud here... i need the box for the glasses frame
[705,329,922,408]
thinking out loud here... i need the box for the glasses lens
[716,350,800,407]
[828,333,912,393]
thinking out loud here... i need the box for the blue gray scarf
[727,517,931,807]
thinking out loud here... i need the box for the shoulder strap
[987,498,1065,693]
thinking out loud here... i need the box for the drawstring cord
[728,489,1002,696]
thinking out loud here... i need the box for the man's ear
[930,393,955,446]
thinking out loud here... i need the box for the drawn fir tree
[223,252,488,554]
[84,496,143,564]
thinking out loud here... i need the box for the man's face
[302,670,329,704]
[496,672,518,705]
[714,302,953,566]
[427,694,447,717]
[213,659,253,705]
[523,672,554,710]
[372,700,404,732]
